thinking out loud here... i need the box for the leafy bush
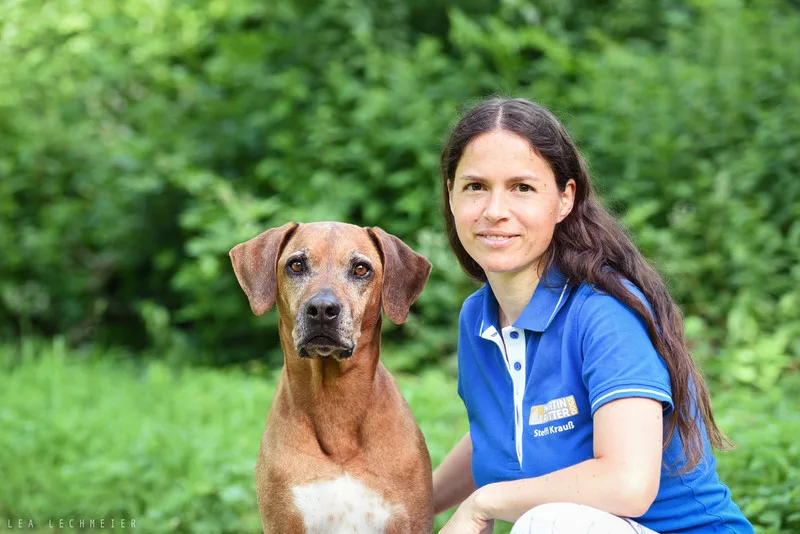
[714,374,800,534]
[0,0,482,367]
[0,0,798,387]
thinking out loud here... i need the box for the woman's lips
[477,234,518,248]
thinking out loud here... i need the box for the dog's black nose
[306,292,341,324]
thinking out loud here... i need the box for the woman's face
[449,129,575,279]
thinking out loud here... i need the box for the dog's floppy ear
[367,227,432,324]
[229,222,299,315]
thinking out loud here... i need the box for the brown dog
[229,222,434,534]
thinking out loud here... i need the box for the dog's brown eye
[353,263,370,277]
[290,260,305,273]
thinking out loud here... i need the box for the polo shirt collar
[476,266,571,336]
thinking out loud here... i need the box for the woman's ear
[447,179,454,214]
[558,179,576,222]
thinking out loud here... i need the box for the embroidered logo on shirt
[528,395,579,425]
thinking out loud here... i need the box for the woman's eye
[353,263,370,277]
[466,183,483,192]
[516,183,533,193]
[289,260,305,273]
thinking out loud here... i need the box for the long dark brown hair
[441,97,731,472]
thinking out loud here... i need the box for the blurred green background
[1,0,798,532]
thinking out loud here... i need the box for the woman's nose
[482,191,509,221]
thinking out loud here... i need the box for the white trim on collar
[543,282,570,330]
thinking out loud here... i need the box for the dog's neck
[277,316,383,461]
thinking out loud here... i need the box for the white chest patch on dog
[291,473,401,533]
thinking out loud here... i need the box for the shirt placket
[480,324,528,468]
[501,326,526,468]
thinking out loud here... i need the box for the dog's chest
[291,473,401,533]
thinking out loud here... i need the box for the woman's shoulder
[570,278,653,323]
[458,284,488,322]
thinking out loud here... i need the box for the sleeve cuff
[590,382,674,416]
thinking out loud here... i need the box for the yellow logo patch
[529,395,579,425]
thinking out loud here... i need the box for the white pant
[510,503,659,534]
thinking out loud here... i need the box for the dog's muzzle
[296,292,355,360]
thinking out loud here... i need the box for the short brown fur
[230,222,434,534]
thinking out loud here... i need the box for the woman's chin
[479,257,543,278]
[481,262,528,275]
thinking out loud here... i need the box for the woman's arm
[432,431,478,514]
[474,397,664,521]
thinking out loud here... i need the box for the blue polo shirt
[456,270,754,533]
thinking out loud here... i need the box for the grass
[0,338,468,533]
[0,338,796,533]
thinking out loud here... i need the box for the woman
[433,98,753,534]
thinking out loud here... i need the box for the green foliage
[0,0,480,366]
[0,338,269,533]
[1,1,798,531]
[714,376,800,533]
[1,0,798,385]
[1,340,797,532]
[558,2,800,388]
[1,0,798,387]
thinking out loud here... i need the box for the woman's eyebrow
[456,174,543,183]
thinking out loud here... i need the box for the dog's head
[229,222,431,360]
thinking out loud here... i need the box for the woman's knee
[510,503,641,534]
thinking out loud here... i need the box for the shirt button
[514,362,522,371]
[510,331,519,339]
